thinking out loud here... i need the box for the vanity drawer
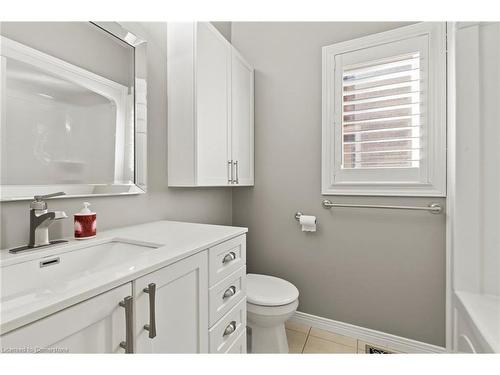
[209,235,246,286]
[209,266,246,326]
[209,297,246,353]
[224,329,247,353]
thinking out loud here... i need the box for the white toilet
[246,273,299,353]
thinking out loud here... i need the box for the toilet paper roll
[299,215,317,232]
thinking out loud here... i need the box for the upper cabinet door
[231,50,255,186]
[167,22,254,187]
[196,23,232,185]
[134,251,209,353]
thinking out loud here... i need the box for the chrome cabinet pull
[119,296,134,353]
[223,321,237,337]
[227,160,233,184]
[222,251,236,264]
[234,161,239,184]
[231,160,236,184]
[222,286,236,300]
[143,283,157,339]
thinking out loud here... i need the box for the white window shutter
[322,22,447,196]
[342,53,422,169]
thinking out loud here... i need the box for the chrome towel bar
[321,200,442,214]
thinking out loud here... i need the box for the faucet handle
[31,192,66,210]
[34,192,66,201]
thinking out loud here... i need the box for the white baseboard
[290,311,447,354]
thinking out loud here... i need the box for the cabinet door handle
[223,321,237,337]
[234,161,239,184]
[143,283,157,339]
[222,251,236,264]
[222,285,236,300]
[227,160,233,184]
[119,296,134,353]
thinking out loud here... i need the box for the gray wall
[231,22,446,346]
[0,22,233,249]
[211,22,232,42]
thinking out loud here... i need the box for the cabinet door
[134,251,209,353]
[0,283,132,353]
[196,22,231,186]
[231,49,254,185]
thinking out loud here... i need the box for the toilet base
[248,321,290,353]
[247,299,299,353]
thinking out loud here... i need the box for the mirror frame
[0,21,148,201]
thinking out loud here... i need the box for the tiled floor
[285,320,403,354]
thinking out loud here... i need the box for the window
[322,23,446,196]
[342,52,422,169]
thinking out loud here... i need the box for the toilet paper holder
[294,212,317,232]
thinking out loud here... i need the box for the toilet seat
[247,298,299,316]
[247,273,299,306]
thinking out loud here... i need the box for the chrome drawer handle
[222,251,236,264]
[119,296,134,353]
[143,283,157,339]
[222,286,236,300]
[223,321,237,337]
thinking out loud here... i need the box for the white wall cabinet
[231,49,254,185]
[0,283,132,353]
[134,251,209,353]
[167,22,254,187]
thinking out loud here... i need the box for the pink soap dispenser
[74,202,96,239]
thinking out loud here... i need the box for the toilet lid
[246,274,299,306]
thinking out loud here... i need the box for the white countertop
[0,220,247,335]
[455,291,500,353]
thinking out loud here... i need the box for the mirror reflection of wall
[0,22,135,187]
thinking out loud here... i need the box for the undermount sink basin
[1,239,160,300]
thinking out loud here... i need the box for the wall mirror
[0,22,147,201]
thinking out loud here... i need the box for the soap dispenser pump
[74,202,96,239]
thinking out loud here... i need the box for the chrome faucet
[8,192,69,254]
[28,192,68,248]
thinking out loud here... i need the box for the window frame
[321,22,447,196]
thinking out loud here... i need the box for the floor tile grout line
[287,324,372,354]
[294,325,360,354]
[307,336,358,353]
[301,326,312,354]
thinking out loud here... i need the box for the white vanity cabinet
[0,231,247,354]
[167,22,254,187]
[133,235,247,354]
[0,283,132,353]
[207,235,247,353]
[134,251,209,353]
